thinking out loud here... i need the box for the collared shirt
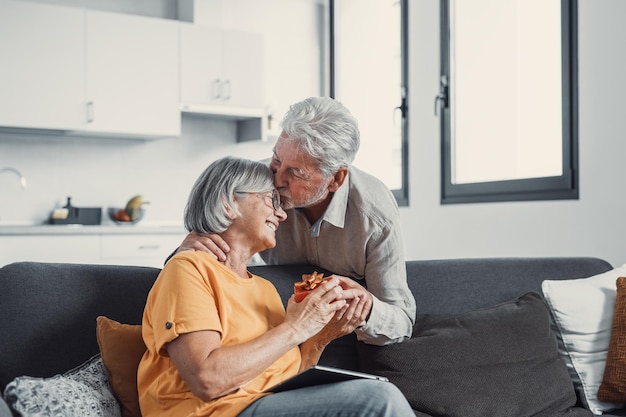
[261,165,416,345]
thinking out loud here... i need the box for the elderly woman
[137,156,413,417]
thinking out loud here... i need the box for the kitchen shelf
[180,103,266,142]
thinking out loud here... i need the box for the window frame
[329,0,409,207]
[439,0,579,204]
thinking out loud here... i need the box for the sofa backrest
[253,258,614,371]
[0,261,160,392]
[404,257,613,314]
[0,257,614,392]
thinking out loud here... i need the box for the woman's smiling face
[232,190,287,253]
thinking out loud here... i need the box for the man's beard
[279,180,329,210]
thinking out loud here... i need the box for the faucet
[0,167,27,189]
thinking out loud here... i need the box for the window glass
[440,0,577,204]
[333,0,408,204]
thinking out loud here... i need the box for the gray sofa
[1,257,624,417]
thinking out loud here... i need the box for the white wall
[2,0,625,268]
[403,0,626,267]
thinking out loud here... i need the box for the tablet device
[265,365,389,393]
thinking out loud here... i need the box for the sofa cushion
[357,292,590,417]
[598,276,626,403]
[96,316,146,417]
[542,264,626,414]
[3,354,121,417]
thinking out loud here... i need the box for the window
[330,0,408,205]
[439,0,578,204]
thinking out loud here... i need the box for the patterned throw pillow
[3,354,121,417]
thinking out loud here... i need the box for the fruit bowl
[108,207,145,225]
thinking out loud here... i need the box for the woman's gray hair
[280,97,360,177]
[184,156,274,234]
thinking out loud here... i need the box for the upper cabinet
[0,1,266,141]
[0,1,180,138]
[0,1,85,131]
[180,23,265,114]
[83,11,180,137]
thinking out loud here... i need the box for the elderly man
[176,97,415,346]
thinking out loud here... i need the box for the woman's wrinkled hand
[315,295,367,344]
[284,277,346,343]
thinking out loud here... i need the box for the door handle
[434,75,448,116]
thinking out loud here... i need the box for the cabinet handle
[212,79,221,99]
[221,80,231,101]
[138,245,160,250]
[86,101,94,123]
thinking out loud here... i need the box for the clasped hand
[284,276,372,345]
[284,277,346,342]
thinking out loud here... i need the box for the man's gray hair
[184,156,274,234]
[280,97,360,177]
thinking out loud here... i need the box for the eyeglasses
[266,189,282,211]
[238,190,282,211]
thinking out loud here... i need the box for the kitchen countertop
[0,223,186,236]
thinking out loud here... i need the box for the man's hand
[306,276,374,349]
[177,231,230,262]
[333,275,373,326]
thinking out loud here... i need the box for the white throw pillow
[542,264,626,415]
[3,354,121,417]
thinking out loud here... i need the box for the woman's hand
[177,231,230,261]
[319,295,368,341]
[296,285,368,370]
[284,277,346,342]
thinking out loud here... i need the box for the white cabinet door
[180,24,223,106]
[222,30,265,109]
[100,234,184,268]
[84,11,180,137]
[0,0,85,130]
[180,24,265,111]
[0,235,101,266]
[0,233,184,268]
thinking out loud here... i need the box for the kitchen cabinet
[83,11,180,137]
[180,24,266,141]
[0,227,186,268]
[0,235,101,265]
[0,0,85,131]
[180,24,265,110]
[0,1,180,138]
[100,234,182,267]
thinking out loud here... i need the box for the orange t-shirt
[137,251,301,417]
